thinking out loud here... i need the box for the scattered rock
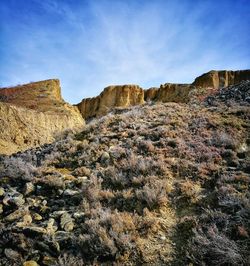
[101,151,110,162]
[11,194,25,206]
[60,212,74,232]
[17,214,33,227]
[47,218,58,234]
[43,256,57,266]
[63,189,79,196]
[55,231,71,241]
[73,212,85,219]
[5,208,27,222]
[4,248,21,261]
[24,182,35,195]
[33,213,43,221]
[206,80,250,106]
[0,187,5,196]
[76,176,88,184]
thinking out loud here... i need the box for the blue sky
[0,0,249,103]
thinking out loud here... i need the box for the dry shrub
[3,157,37,181]
[189,226,244,266]
[210,131,238,150]
[179,180,203,203]
[55,253,84,266]
[137,140,155,153]
[37,174,65,189]
[77,208,136,261]
[82,175,103,202]
[72,166,91,177]
[136,179,169,209]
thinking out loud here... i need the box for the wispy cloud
[0,0,249,103]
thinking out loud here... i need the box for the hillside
[1,70,249,155]
[0,80,84,155]
[0,80,249,265]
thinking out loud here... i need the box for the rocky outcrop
[0,79,62,110]
[0,80,84,155]
[1,70,249,152]
[145,84,194,103]
[77,70,250,119]
[192,70,250,89]
[77,85,144,119]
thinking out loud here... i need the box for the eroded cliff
[77,85,144,119]
[0,80,84,155]
[193,70,250,88]
[77,70,250,119]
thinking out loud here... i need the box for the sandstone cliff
[77,70,250,119]
[145,84,194,103]
[0,80,84,155]
[77,85,144,119]
[192,70,250,88]
[0,79,62,110]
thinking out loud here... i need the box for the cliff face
[0,79,62,110]
[77,70,250,119]
[193,70,250,89]
[77,85,144,119]
[0,80,84,155]
[145,84,194,103]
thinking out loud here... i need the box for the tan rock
[23,261,39,266]
[16,214,33,227]
[77,84,144,119]
[5,208,27,222]
[0,79,84,155]
[4,248,21,260]
[43,256,57,265]
[0,79,62,104]
[192,70,250,89]
[0,187,5,196]
[24,182,35,195]
[77,70,250,119]
[60,212,74,231]
[33,213,43,221]
[152,83,194,103]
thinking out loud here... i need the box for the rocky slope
[0,80,84,155]
[77,70,250,119]
[0,81,249,265]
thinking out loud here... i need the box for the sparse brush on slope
[0,81,249,265]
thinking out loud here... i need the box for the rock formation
[0,79,84,155]
[77,85,144,119]
[192,70,250,89]
[145,84,194,103]
[77,70,250,119]
[0,79,62,110]
[1,70,249,153]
